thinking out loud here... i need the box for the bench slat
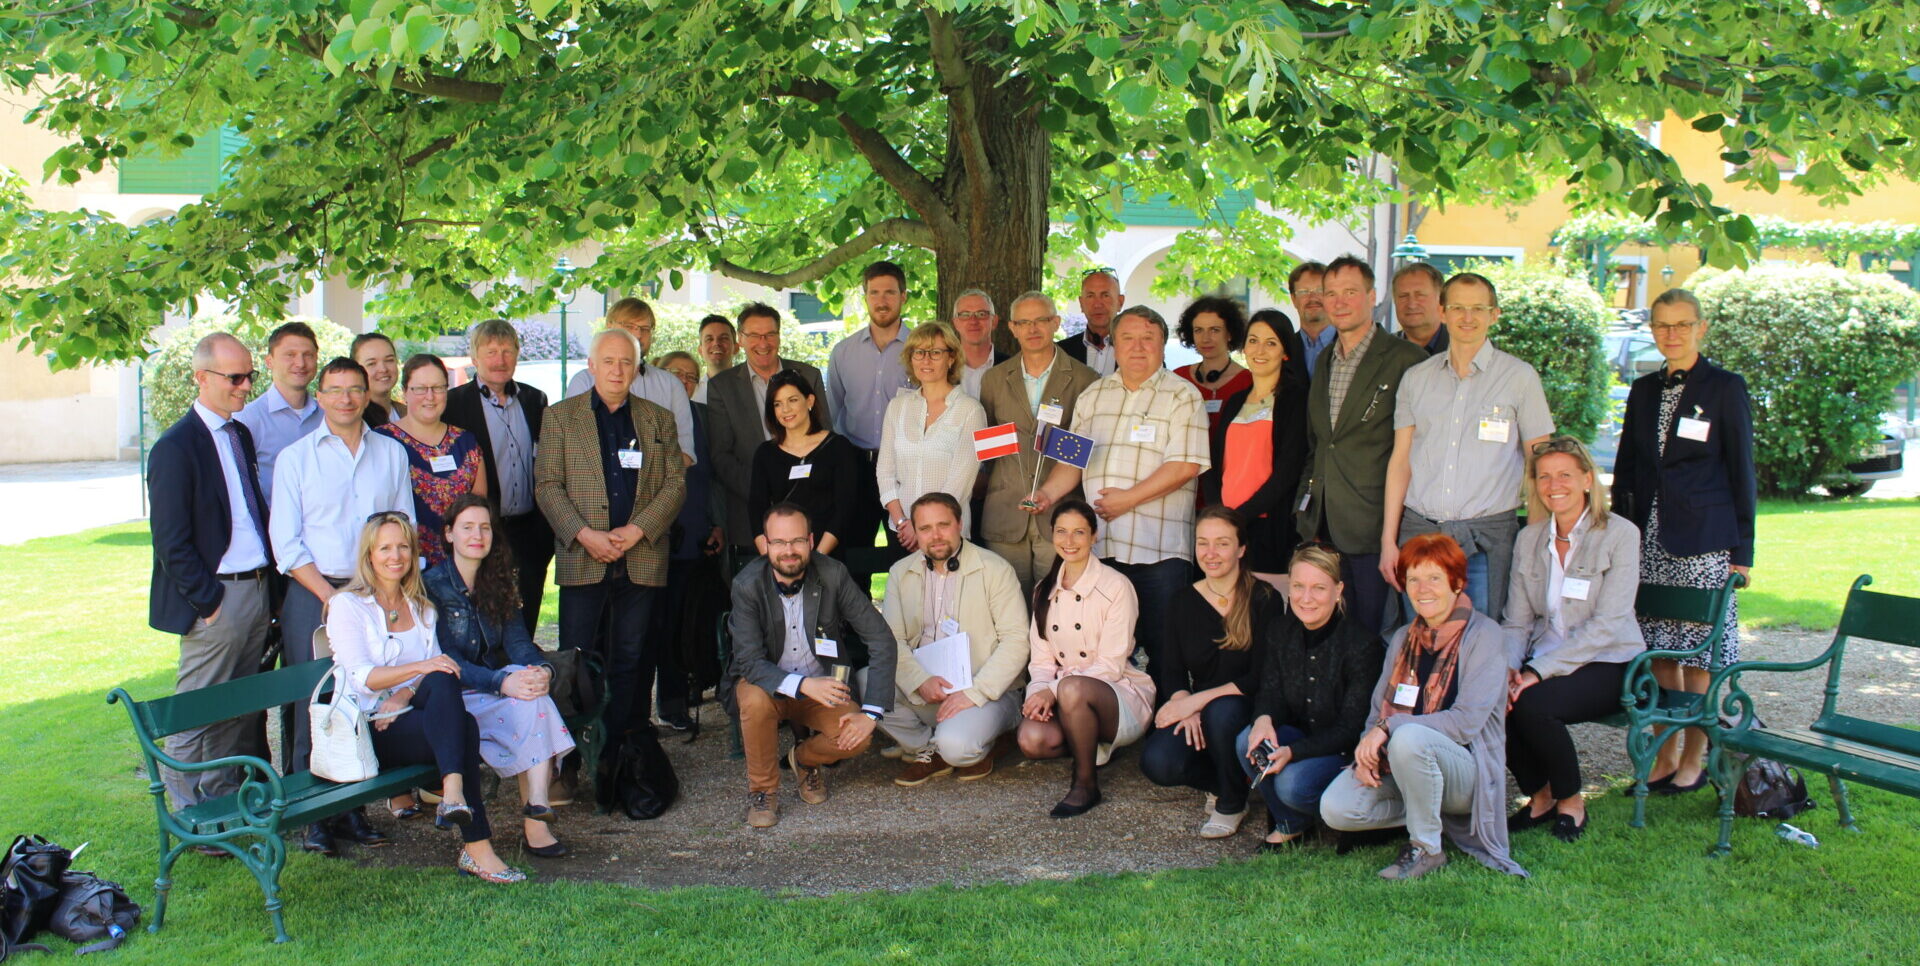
[172,764,438,834]
[1812,714,1920,759]
[1719,727,1920,795]
[1635,582,1731,626]
[140,660,335,739]
[1836,587,1920,650]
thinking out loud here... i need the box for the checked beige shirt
[1068,368,1212,565]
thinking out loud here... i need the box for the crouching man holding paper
[880,492,1032,786]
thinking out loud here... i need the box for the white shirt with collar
[193,401,269,574]
[1544,509,1592,638]
[269,422,414,579]
[565,365,697,463]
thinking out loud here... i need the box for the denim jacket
[423,562,548,695]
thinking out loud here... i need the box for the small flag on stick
[1039,424,1094,469]
[973,422,1020,461]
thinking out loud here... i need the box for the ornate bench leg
[1829,775,1858,832]
[150,838,183,933]
[1707,746,1748,856]
[236,836,292,943]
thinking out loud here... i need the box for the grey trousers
[1319,722,1476,854]
[164,577,272,809]
[879,688,1021,766]
[277,577,342,773]
[986,515,1057,602]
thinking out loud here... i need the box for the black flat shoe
[522,804,559,825]
[333,807,391,847]
[1048,788,1102,818]
[523,838,569,858]
[1551,812,1589,843]
[1333,827,1404,856]
[435,801,475,831]
[301,823,338,857]
[1641,774,1675,793]
[1508,806,1556,833]
[1654,774,1710,796]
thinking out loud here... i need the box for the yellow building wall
[1415,113,1920,300]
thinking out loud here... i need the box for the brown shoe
[1377,842,1449,880]
[894,750,953,787]
[956,733,1016,781]
[790,746,829,805]
[746,790,780,828]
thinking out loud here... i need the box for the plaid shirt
[1326,324,1377,427]
[1069,368,1212,564]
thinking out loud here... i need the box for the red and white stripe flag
[973,422,1019,461]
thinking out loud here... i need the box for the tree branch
[163,5,505,103]
[926,10,994,207]
[770,79,957,236]
[707,217,937,289]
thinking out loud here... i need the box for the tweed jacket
[974,351,1101,545]
[1502,511,1645,680]
[534,390,685,587]
[1295,325,1428,554]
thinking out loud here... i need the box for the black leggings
[370,671,490,843]
[1139,694,1253,814]
[1506,661,1628,801]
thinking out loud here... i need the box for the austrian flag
[973,422,1020,461]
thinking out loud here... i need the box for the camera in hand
[1249,738,1280,775]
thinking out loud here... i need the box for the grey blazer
[974,352,1100,545]
[728,552,896,711]
[1502,512,1645,680]
[707,360,829,546]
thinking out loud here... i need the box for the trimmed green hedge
[140,315,355,436]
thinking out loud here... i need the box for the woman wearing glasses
[374,355,486,569]
[875,322,989,551]
[748,369,864,556]
[1611,288,1755,794]
[1503,436,1643,842]
[326,511,524,883]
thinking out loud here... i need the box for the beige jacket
[881,541,1030,707]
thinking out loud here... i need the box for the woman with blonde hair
[876,321,988,550]
[325,511,524,883]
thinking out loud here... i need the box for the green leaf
[1692,113,1726,132]
[492,27,520,58]
[1486,57,1530,92]
[1112,78,1157,116]
[529,0,563,19]
[405,16,446,54]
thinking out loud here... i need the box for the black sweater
[1251,610,1386,762]
[748,432,863,544]
[1161,582,1279,697]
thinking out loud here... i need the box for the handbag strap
[309,666,412,723]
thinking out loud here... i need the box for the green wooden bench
[1704,574,1920,856]
[108,659,435,943]
[1608,573,1747,828]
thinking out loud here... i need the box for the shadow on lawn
[90,530,152,547]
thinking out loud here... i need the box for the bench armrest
[1703,641,1845,731]
[108,688,288,815]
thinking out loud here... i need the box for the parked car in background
[1602,325,1663,384]
[1824,413,1908,497]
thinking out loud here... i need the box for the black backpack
[1,836,140,958]
[596,729,680,821]
[43,872,140,955]
[1735,758,1816,820]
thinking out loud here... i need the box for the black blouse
[1161,582,1279,697]
[1251,609,1386,762]
[748,432,863,544]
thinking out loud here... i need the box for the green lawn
[2,520,1916,963]
[1747,497,1920,628]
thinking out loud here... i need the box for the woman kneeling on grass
[1018,500,1156,818]
[326,511,524,883]
[1318,533,1526,880]
[425,494,576,858]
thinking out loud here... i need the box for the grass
[1747,497,1920,628]
[3,521,1917,963]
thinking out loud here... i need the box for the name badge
[617,449,644,470]
[1676,416,1711,442]
[1478,417,1512,443]
[1129,423,1156,443]
[813,636,840,659]
[428,454,458,474]
[1561,577,1592,601]
[1392,682,1421,708]
[1297,488,1312,512]
[1037,402,1064,426]
[938,617,961,638]
[1204,399,1223,414]
[788,463,813,480]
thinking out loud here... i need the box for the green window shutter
[790,292,839,324]
[118,128,242,194]
[1117,188,1254,227]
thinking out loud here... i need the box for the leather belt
[216,567,270,581]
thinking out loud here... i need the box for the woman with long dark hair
[747,369,864,555]
[423,494,575,858]
[1017,500,1155,818]
[1200,312,1309,586]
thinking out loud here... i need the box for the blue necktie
[221,421,272,553]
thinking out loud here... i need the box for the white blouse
[875,388,990,530]
[324,592,441,712]
[1544,510,1591,640]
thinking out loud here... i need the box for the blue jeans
[1103,557,1192,702]
[1139,695,1253,813]
[1235,724,1348,835]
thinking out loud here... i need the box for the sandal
[389,796,422,820]
[1198,795,1247,839]
[457,851,526,884]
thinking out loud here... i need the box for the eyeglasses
[910,348,952,360]
[199,368,257,387]
[1009,315,1057,327]
[1443,304,1498,319]
[1648,321,1702,335]
[318,385,369,399]
[1530,437,1589,457]
[404,384,448,397]
[1292,288,1325,298]
[366,510,412,525]
[953,311,994,321]
[766,537,810,550]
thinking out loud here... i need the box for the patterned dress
[375,422,484,569]
[1637,382,1741,669]
[460,670,576,778]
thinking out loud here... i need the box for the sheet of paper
[914,632,973,692]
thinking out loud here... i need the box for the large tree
[3,0,1918,366]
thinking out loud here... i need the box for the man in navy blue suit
[147,332,276,815]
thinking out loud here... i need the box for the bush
[141,315,357,437]
[1461,259,1613,444]
[1693,264,1920,497]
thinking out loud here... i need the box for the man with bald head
[1060,269,1122,376]
[537,327,686,765]
[148,332,276,818]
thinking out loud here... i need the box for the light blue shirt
[478,383,535,517]
[564,364,697,463]
[234,385,321,505]
[192,402,268,573]
[1299,325,1337,379]
[826,325,910,451]
[1021,349,1059,414]
[269,423,413,579]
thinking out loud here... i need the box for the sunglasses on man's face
[199,368,258,387]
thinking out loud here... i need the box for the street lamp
[1661,263,1676,289]
[554,255,578,389]
[1390,232,1428,262]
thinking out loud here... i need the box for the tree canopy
[3,0,1919,366]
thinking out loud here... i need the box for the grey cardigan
[1502,512,1645,680]
[1363,610,1527,877]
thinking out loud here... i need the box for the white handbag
[307,666,410,783]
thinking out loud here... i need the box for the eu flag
[1038,424,1093,469]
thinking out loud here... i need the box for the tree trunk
[931,61,1049,357]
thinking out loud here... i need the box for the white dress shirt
[270,423,414,579]
[876,389,990,530]
[566,365,697,463]
[324,592,439,712]
[193,402,269,573]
